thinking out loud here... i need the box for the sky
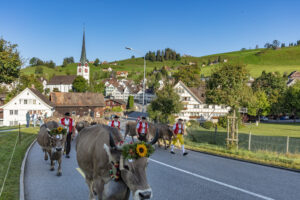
[1,0,300,67]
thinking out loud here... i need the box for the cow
[76,120,91,132]
[37,121,66,176]
[125,122,173,149]
[124,122,156,142]
[76,124,158,200]
[155,124,173,150]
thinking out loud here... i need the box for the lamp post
[125,47,146,113]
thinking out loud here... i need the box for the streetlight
[125,47,146,113]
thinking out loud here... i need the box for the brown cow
[37,121,66,176]
[124,122,156,142]
[155,124,173,149]
[76,124,158,200]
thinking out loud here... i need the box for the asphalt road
[24,119,300,200]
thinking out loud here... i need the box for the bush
[187,120,199,127]
[218,116,227,128]
[111,106,123,112]
[35,66,43,74]
[201,121,214,130]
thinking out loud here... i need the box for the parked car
[280,116,289,120]
[260,116,268,121]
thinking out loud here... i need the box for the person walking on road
[26,111,30,128]
[108,115,121,131]
[136,116,149,142]
[60,112,75,158]
[32,112,37,127]
[171,118,188,156]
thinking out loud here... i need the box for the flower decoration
[122,142,154,160]
[49,127,67,135]
[136,144,147,157]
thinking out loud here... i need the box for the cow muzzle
[56,147,62,152]
[134,188,152,200]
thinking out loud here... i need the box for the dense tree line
[29,57,56,68]
[264,39,300,49]
[145,48,180,62]
[62,57,75,67]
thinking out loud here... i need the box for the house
[105,99,126,110]
[189,62,197,66]
[223,59,228,63]
[0,94,6,126]
[287,71,300,87]
[116,71,128,78]
[173,81,230,122]
[46,75,77,92]
[0,87,54,126]
[111,62,118,66]
[49,92,105,118]
[247,77,255,87]
[37,77,48,91]
[102,67,113,72]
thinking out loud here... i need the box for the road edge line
[20,139,37,200]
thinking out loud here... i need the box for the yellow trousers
[172,134,184,145]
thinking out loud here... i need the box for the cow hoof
[44,157,48,161]
[50,168,54,171]
[57,172,62,176]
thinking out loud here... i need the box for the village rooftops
[48,75,77,85]
[50,92,105,107]
[29,88,55,107]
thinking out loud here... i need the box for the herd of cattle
[36,119,176,200]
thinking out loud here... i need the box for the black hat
[65,112,71,116]
[142,116,146,120]
[178,118,183,121]
[114,115,119,119]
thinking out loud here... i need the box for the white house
[174,81,230,122]
[0,87,54,126]
[46,75,77,92]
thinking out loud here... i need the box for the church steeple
[80,28,87,65]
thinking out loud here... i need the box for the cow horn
[148,127,159,145]
[119,155,124,170]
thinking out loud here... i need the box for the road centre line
[149,158,274,200]
[76,168,85,178]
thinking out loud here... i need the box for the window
[29,99,33,104]
[14,110,18,115]
[194,105,199,108]
[24,99,27,104]
[33,100,36,104]
[19,99,21,104]
[10,110,13,115]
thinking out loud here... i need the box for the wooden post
[286,136,289,154]
[236,114,239,150]
[248,132,251,151]
[227,117,229,146]
[18,123,21,144]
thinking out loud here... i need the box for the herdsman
[60,112,75,158]
[171,118,188,156]
[136,116,149,142]
[108,115,121,131]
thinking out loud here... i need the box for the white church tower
[77,29,90,83]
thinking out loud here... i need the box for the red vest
[61,118,73,133]
[138,122,148,134]
[111,120,120,129]
[174,123,183,134]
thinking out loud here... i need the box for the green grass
[21,45,300,79]
[0,127,39,200]
[0,125,25,131]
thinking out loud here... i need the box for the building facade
[174,81,230,122]
[0,88,54,126]
[77,29,90,83]
[46,75,77,92]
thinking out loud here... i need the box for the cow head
[76,121,90,132]
[47,128,65,153]
[103,128,159,200]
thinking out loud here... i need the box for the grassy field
[0,127,39,200]
[21,46,300,80]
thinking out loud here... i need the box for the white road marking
[149,158,274,200]
[76,168,85,178]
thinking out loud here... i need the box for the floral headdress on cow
[121,142,154,160]
[49,126,67,135]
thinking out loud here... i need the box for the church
[46,30,90,92]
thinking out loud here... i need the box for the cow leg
[167,138,171,149]
[44,150,48,161]
[50,159,55,171]
[131,136,134,143]
[57,158,62,176]
[157,139,161,148]
[86,176,96,200]
[164,139,167,150]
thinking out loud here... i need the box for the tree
[44,88,50,95]
[89,82,105,94]
[148,84,183,123]
[29,57,38,66]
[283,82,300,122]
[131,55,135,59]
[94,58,100,66]
[272,40,280,49]
[297,40,300,46]
[53,88,60,92]
[281,43,286,48]
[206,63,250,109]
[255,45,259,49]
[62,57,74,67]
[0,38,22,84]
[264,43,271,48]
[248,90,270,121]
[173,65,202,87]
[35,66,43,74]
[127,95,134,109]
[72,76,88,92]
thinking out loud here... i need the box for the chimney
[31,84,35,89]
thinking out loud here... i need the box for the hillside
[21,46,300,80]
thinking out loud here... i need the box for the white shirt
[173,123,184,134]
[108,120,120,128]
[136,122,148,134]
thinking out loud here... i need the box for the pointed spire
[80,26,87,65]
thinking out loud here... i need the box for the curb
[185,146,300,173]
[20,139,36,200]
